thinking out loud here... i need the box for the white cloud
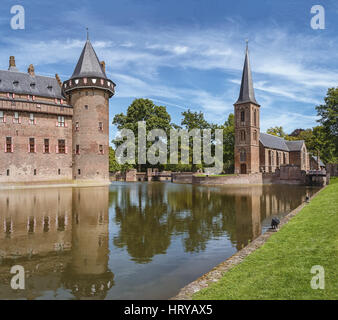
[1,20,336,132]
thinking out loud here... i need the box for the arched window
[240,130,246,141]
[271,151,274,166]
[253,130,257,142]
[254,109,257,126]
[240,110,245,122]
[240,149,246,162]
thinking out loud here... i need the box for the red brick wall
[70,89,109,181]
[234,102,260,174]
[0,100,72,183]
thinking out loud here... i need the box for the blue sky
[0,0,337,144]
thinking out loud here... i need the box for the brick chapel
[0,39,115,183]
[234,44,310,174]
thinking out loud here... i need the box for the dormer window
[47,85,53,91]
[13,81,19,87]
[30,83,36,89]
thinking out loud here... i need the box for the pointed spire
[70,38,107,79]
[235,41,259,105]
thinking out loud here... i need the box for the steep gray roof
[286,140,304,151]
[235,44,259,105]
[0,69,64,99]
[259,133,289,151]
[259,133,306,152]
[312,156,325,167]
[71,40,107,79]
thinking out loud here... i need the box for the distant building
[310,155,325,170]
[234,44,310,174]
[0,39,115,183]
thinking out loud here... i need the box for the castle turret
[63,38,115,182]
[234,42,260,174]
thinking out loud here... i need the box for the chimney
[55,74,62,87]
[100,61,106,73]
[28,64,35,76]
[9,56,16,68]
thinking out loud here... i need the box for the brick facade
[0,94,73,183]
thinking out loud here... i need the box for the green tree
[315,87,338,161]
[266,126,287,138]
[112,99,172,171]
[219,113,235,173]
[181,109,211,172]
[109,147,120,172]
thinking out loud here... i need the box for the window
[277,152,280,166]
[34,169,37,176]
[76,144,80,155]
[58,169,61,175]
[7,169,10,176]
[75,121,79,131]
[29,113,35,125]
[28,217,35,234]
[43,216,50,233]
[58,139,66,154]
[99,122,103,131]
[0,111,5,123]
[99,145,104,155]
[78,169,81,175]
[57,116,65,127]
[29,138,35,153]
[240,110,245,122]
[85,105,88,110]
[240,149,246,162]
[283,153,287,164]
[44,139,50,153]
[271,151,274,166]
[13,112,20,124]
[240,130,246,141]
[254,109,257,126]
[253,130,257,142]
[5,137,13,153]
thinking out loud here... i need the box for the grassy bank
[194,178,338,300]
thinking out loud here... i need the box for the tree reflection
[111,183,313,262]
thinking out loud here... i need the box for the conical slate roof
[71,40,107,79]
[235,44,258,105]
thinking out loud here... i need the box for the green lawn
[193,178,338,300]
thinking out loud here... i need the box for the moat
[0,182,319,300]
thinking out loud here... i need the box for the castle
[0,38,320,184]
[234,44,311,174]
[0,39,115,183]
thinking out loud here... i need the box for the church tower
[234,43,260,174]
[63,37,115,182]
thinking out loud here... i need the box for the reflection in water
[0,183,318,299]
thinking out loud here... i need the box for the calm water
[0,182,318,300]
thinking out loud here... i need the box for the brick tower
[234,43,260,174]
[63,38,115,182]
